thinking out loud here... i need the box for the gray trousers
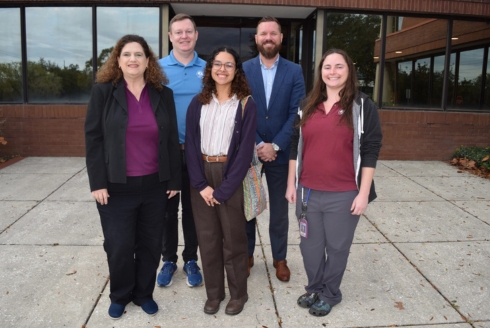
[296,188,359,306]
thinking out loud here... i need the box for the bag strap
[241,95,251,119]
[240,95,260,165]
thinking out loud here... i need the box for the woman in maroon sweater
[286,49,382,317]
[85,35,181,320]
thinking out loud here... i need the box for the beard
[257,41,281,59]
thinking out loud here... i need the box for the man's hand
[257,143,277,162]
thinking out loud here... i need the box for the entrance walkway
[0,158,489,327]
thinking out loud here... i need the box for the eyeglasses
[212,61,236,71]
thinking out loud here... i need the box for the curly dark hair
[95,34,168,90]
[298,48,358,129]
[198,46,251,104]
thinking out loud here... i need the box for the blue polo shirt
[158,50,206,144]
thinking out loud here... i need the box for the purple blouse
[125,84,159,176]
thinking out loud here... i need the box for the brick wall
[0,105,86,157]
[379,110,490,160]
[1,105,489,160]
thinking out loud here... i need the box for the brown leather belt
[180,144,185,150]
[202,154,227,163]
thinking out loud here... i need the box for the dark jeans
[161,149,198,264]
[97,172,168,306]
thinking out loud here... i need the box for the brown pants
[190,161,248,301]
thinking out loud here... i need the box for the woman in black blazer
[85,34,181,320]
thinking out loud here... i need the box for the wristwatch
[272,143,280,152]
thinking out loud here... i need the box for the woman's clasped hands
[200,186,220,206]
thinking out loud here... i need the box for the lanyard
[301,187,311,205]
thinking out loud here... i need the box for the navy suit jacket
[243,55,305,165]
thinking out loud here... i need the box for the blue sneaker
[157,261,177,287]
[183,260,203,287]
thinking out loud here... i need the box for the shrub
[453,146,490,170]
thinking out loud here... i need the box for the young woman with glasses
[185,46,257,316]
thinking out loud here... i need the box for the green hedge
[453,146,490,170]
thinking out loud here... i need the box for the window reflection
[449,19,490,110]
[0,8,22,102]
[432,55,445,107]
[382,16,448,108]
[240,28,257,62]
[413,58,430,106]
[97,7,159,70]
[451,48,484,109]
[26,7,92,102]
[397,61,412,106]
[325,13,381,99]
[195,27,240,60]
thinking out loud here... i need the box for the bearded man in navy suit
[243,16,305,282]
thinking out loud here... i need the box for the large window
[0,6,159,104]
[382,17,490,110]
[0,8,22,102]
[26,7,92,102]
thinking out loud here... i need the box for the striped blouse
[200,93,239,156]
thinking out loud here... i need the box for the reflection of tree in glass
[27,58,92,102]
[457,74,484,108]
[325,13,380,98]
[0,62,22,102]
[85,47,114,71]
[413,62,429,106]
[248,33,258,59]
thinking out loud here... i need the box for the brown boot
[204,296,225,315]
[225,294,248,315]
[273,259,290,282]
[247,257,254,277]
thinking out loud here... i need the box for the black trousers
[161,149,199,263]
[97,172,168,306]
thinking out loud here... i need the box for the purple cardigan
[185,95,257,203]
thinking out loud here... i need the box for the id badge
[299,217,308,238]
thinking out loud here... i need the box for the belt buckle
[205,155,210,163]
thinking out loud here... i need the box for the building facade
[1,0,489,160]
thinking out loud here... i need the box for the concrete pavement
[0,157,489,327]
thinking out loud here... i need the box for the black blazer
[85,79,181,192]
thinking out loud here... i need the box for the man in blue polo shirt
[157,13,206,288]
